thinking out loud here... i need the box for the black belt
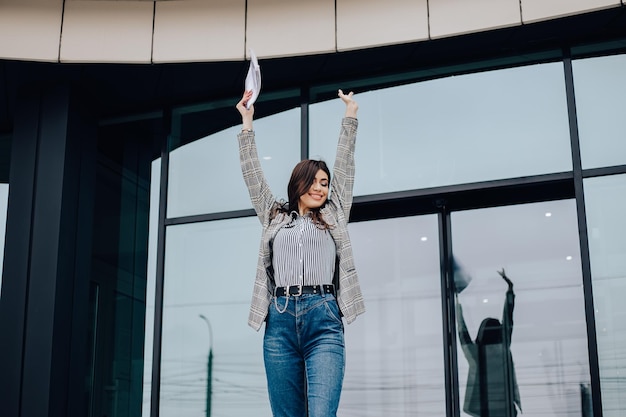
[274,284,335,297]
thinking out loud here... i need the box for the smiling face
[287,160,331,217]
[298,169,329,215]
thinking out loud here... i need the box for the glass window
[0,132,10,293]
[142,159,161,416]
[345,215,446,416]
[584,174,626,416]
[310,63,572,196]
[167,109,300,218]
[0,183,7,291]
[451,200,591,416]
[88,120,153,417]
[160,217,270,417]
[160,214,444,417]
[573,54,626,169]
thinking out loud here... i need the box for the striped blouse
[272,212,336,287]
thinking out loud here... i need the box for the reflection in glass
[142,159,161,416]
[160,218,271,417]
[0,184,8,291]
[573,53,626,169]
[167,109,300,218]
[452,200,591,417]
[0,132,9,294]
[345,215,445,416]
[88,126,152,417]
[584,174,626,416]
[454,266,520,416]
[310,63,571,196]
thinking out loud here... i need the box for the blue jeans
[264,293,345,417]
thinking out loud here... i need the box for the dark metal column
[437,200,461,417]
[0,84,96,417]
[563,51,603,417]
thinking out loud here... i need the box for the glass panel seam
[563,50,604,417]
[438,204,461,417]
[163,173,576,226]
[164,209,257,226]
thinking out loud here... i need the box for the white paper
[244,49,261,109]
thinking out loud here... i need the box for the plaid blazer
[238,117,366,331]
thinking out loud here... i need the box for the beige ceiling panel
[521,0,620,23]
[153,0,245,63]
[429,0,521,39]
[0,0,63,62]
[61,1,153,63]
[337,0,428,51]
[247,0,335,59]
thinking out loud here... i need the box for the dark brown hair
[283,159,332,228]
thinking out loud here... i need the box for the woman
[235,89,365,417]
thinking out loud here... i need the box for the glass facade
[452,200,590,416]
[3,19,626,416]
[167,109,301,218]
[159,217,268,417]
[310,63,572,196]
[138,48,626,417]
[574,50,626,417]
[346,215,445,415]
[0,183,7,290]
[0,133,9,292]
[583,174,626,416]
[572,54,626,170]
[87,119,154,417]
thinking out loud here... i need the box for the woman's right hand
[236,90,254,130]
[338,89,358,119]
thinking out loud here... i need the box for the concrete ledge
[0,0,623,63]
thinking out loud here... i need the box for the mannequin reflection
[455,268,522,417]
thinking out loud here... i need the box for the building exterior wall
[1,2,626,417]
[0,0,623,63]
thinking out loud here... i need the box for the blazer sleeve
[455,300,475,360]
[238,130,276,225]
[331,117,358,218]
[502,288,515,347]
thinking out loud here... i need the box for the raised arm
[236,91,276,225]
[331,90,359,217]
[498,269,516,347]
[455,295,475,360]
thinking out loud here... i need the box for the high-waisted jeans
[264,293,345,417]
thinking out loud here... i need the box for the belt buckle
[290,285,303,297]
